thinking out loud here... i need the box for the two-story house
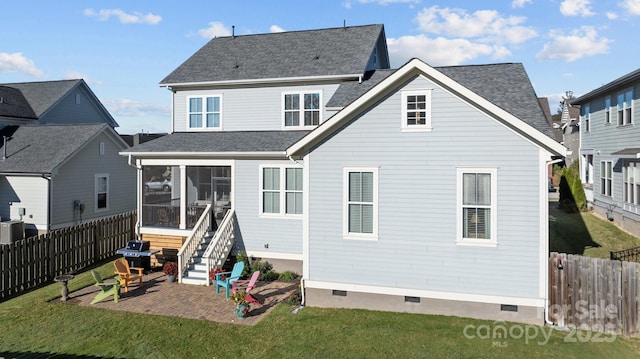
[574,68,640,235]
[122,24,565,324]
[0,79,135,238]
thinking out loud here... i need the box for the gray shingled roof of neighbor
[573,67,640,103]
[326,63,555,138]
[0,123,109,174]
[121,130,310,155]
[0,80,80,117]
[0,86,37,119]
[160,24,385,85]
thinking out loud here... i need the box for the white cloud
[387,35,503,67]
[0,52,43,77]
[621,0,640,15]
[103,98,170,118]
[415,6,537,44]
[512,0,532,8]
[270,25,285,33]
[536,26,610,62]
[63,71,103,85]
[606,11,618,19]
[343,0,418,8]
[198,21,232,39]
[83,8,161,24]
[559,0,594,16]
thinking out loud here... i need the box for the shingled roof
[1,80,81,117]
[0,86,37,120]
[0,124,111,174]
[121,130,309,156]
[160,24,387,85]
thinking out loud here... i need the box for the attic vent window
[75,93,81,105]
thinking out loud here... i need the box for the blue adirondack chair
[215,262,244,298]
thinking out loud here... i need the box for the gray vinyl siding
[581,82,640,206]
[172,84,339,132]
[307,75,544,299]
[39,87,111,125]
[50,132,135,227]
[0,176,48,229]
[234,159,303,255]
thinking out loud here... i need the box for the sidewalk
[59,270,299,325]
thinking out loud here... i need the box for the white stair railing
[177,204,212,283]
[202,209,236,286]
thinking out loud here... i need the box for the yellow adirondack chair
[90,270,120,304]
[114,258,144,293]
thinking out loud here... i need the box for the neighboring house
[0,80,135,238]
[120,132,167,147]
[559,94,581,167]
[573,68,640,235]
[122,24,565,324]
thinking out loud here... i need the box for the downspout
[288,154,305,307]
[544,158,564,326]
[43,174,52,232]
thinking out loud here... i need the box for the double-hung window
[188,95,222,130]
[283,92,321,128]
[623,162,640,205]
[401,89,432,131]
[617,89,633,126]
[605,96,612,124]
[95,174,109,211]
[343,167,378,240]
[260,165,303,216]
[601,161,612,197]
[583,103,590,132]
[457,168,497,246]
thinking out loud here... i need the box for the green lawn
[549,200,640,258]
[1,263,640,358]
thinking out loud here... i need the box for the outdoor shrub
[249,258,272,275]
[236,251,250,277]
[285,287,302,306]
[261,270,279,281]
[559,162,587,212]
[278,271,298,281]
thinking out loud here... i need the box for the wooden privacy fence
[0,211,136,301]
[549,252,640,337]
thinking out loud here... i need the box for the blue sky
[2,0,639,134]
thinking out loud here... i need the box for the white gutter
[160,73,362,88]
[544,157,564,326]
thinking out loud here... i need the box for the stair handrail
[202,208,236,286]
[177,204,212,283]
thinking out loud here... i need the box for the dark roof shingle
[160,24,386,85]
[0,80,80,117]
[0,86,37,119]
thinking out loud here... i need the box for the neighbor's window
[260,165,303,216]
[457,168,497,246]
[623,163,640,205]
[401,89,432,131]
[605,96,611,124]
[188,95,222,130]
[617,89,633,126]
[95,174,109,210]
[601,161,613,197]
[344,167,378,239]
[283,92,321,128]
[583,103,590,132]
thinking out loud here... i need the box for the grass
[2,263,640,358]
[2,202,640,357]
[549,199,640,258]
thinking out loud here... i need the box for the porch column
[179,165,187,230]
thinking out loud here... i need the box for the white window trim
[186,94,223,131]
[95,173,109,212]
[281,90,323,130]
[582,103,590,133]
[617,88,633,126]
[601,160,613,197]
[401,89,433,132]
[455,167,498,247]
[259,164,303,219]
[605,96,612,124]
[343,167,379,240]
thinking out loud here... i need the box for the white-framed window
[605,96,612,124]
[259,165,303,216]
[401,89,432,131]
[617,88,633,126]
[343,167,378,240]
[623,162,640,205]
[583,103,590,132]
[282,91,321,128]
[188,95,222,130]
[95,174,109,211]
[601,161,612,197]
[456,168,497,246]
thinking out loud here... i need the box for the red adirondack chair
[232,270,261,306]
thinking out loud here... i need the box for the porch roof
[121,130,310,158]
